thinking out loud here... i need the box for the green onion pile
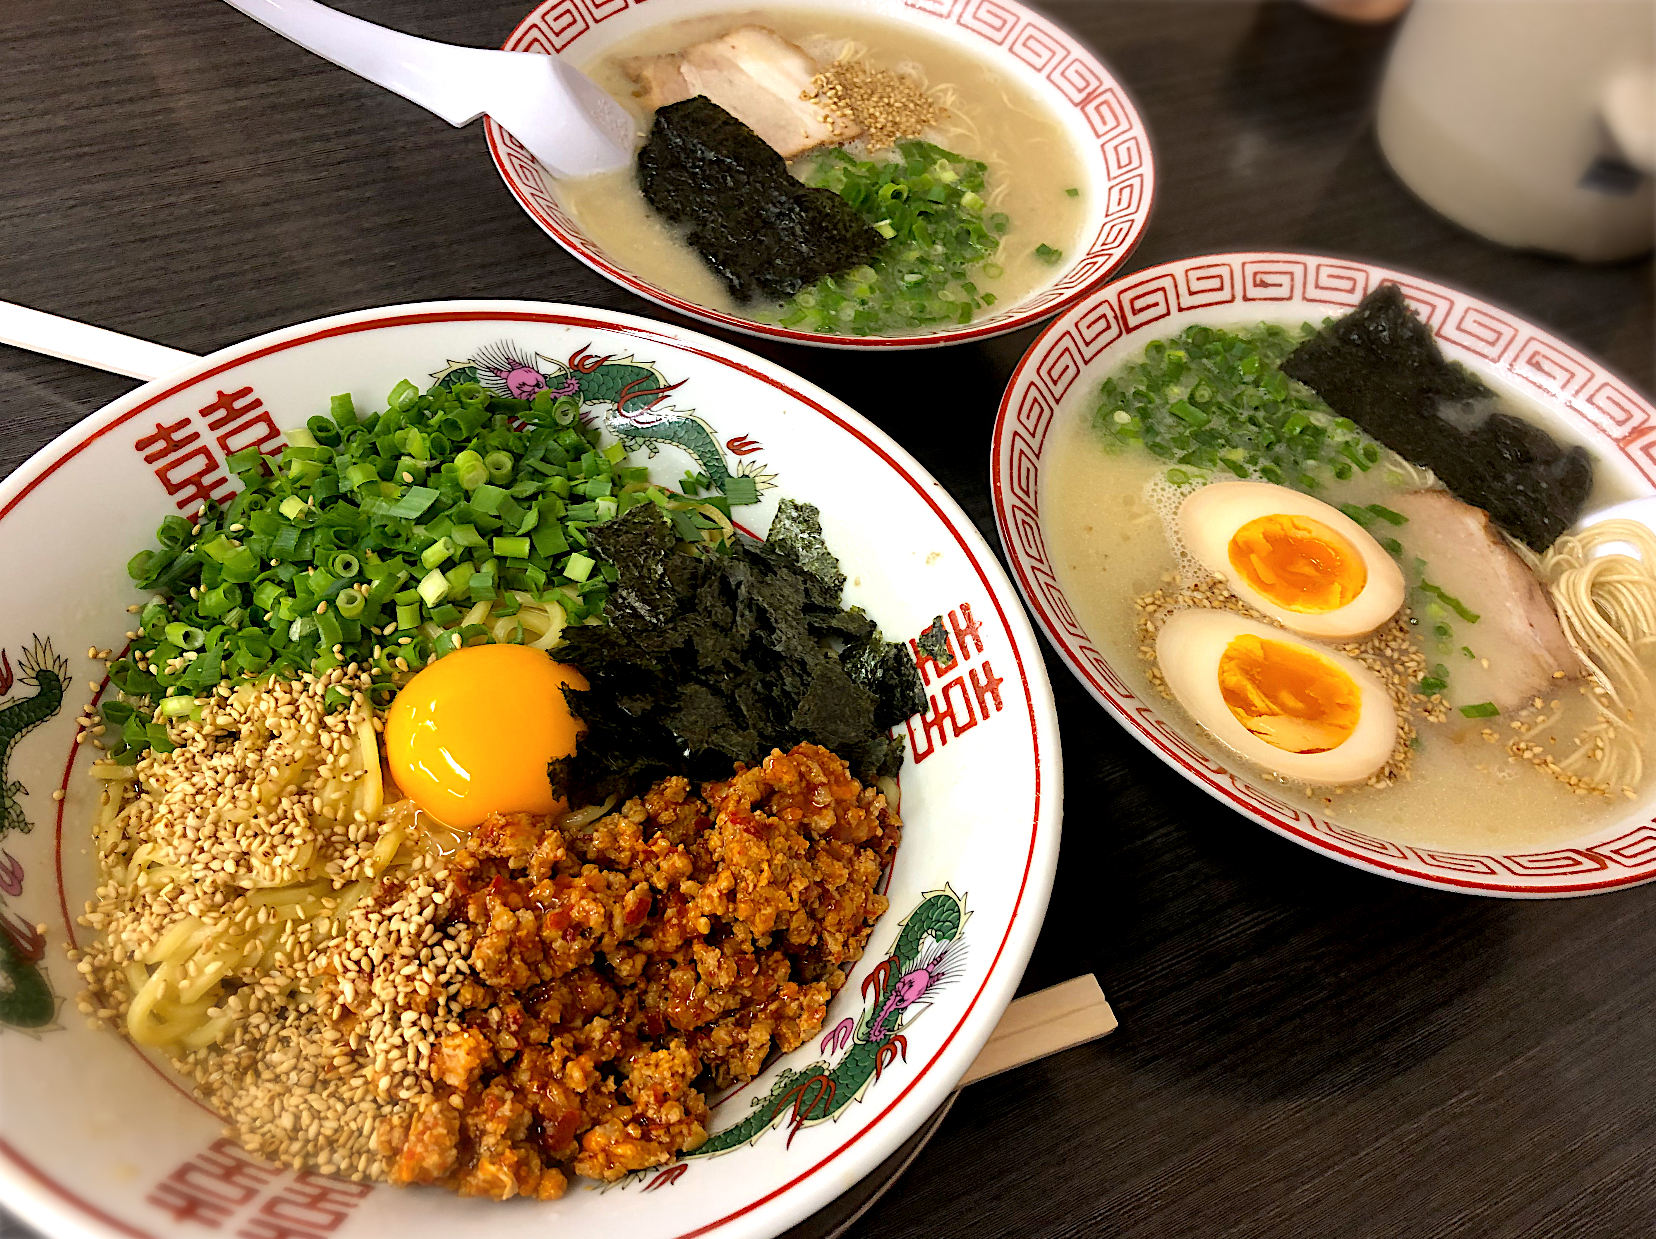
[106,380,733,760]
[1093,324,1385,489]
[762,140,1010,335]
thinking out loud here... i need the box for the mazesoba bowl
[484,0,1154,350]
[0,301,1060,1238]
[993,252,1656,898]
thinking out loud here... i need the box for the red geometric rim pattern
[484,0,1154,347]
[993,252,1656,895]
[3,306,1050,1239]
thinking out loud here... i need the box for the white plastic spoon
[0,301,199,382]
[219,0,635,179]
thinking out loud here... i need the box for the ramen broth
[556,11,1088,333]
[1042,353,1648,854]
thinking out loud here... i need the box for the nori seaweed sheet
[548,499,926,805]
[636,96,885,303]
[1280,283,1592,550]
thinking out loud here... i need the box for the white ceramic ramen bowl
[483,0,1154,350]
[0,301,1061,1238]
[992,252,1656,898]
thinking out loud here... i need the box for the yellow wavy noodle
[97,713,410,1053]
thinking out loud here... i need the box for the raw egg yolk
[1227,515,1367,614]
[1218,634,1360,754]
[384,644,588,829]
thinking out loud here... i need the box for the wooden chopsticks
[959,974,1116,1087]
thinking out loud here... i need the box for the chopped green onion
[386,380,418,412]
[163,623,206,650]
[1065,187,1079,197]
[1090,322,1385,500]
[417,568,450,608]
[1168,400,1209,428]
[109,370,753,758]
[769,140,1008,336]
[455,450,488,491]
[1339,503,1374,526]
[1365,504,1408,525]
[470,483,508,515]
[1459,702,1500,718]
[1034,244,1063,264]
[1420,582,1480,624]
[420,538,456,570]
[360,486,438,521]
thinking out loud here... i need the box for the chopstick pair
[959,974,1116,1087]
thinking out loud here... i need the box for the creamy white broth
[1042,344,1652,854]
[555,10,1088,335]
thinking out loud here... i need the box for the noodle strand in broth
[1520,519,1656,794]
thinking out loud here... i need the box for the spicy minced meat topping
[382,741,901,1200]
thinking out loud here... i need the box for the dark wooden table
[3,2,1654,1236]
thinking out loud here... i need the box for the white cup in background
[1376,0,1655,262]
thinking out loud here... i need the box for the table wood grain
[2,2,1653,1237]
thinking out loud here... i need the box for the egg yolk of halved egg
[1155,609,1397,785]
[1178,481,1404,640]
[1227,515,1367,615]
[384,644,588,830]
[1217,633,1361,754]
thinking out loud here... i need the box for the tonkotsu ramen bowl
[0,301,1060,1238]
[484,0,1154,350]
[992,252,1656,899]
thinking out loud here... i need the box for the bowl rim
[990,249,1656,899]
[483,0,1156,350]
[0,299,1063,1239]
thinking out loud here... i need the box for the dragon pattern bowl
[484,0,1155,350]
[0,301,1061,1238]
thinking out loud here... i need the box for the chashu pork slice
[623,26,858,158]
[1388,489,1580,713]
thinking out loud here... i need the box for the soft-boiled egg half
[1157,610,1398,785]
[384,644,588,829]
[1178,481,1404,640]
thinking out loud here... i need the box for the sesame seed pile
[73,670,465,1182]
[1133,574,1444,792]
[173,850,469,1180]
[801,60,945,151]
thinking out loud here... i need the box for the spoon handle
[0,301,199,382]
[219,0,505,127]
[219,0,635,177]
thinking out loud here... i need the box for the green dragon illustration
[433,343,774,506]
[685,886,969,1160]
[0,639,66,843]
[0,637,68,1031]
